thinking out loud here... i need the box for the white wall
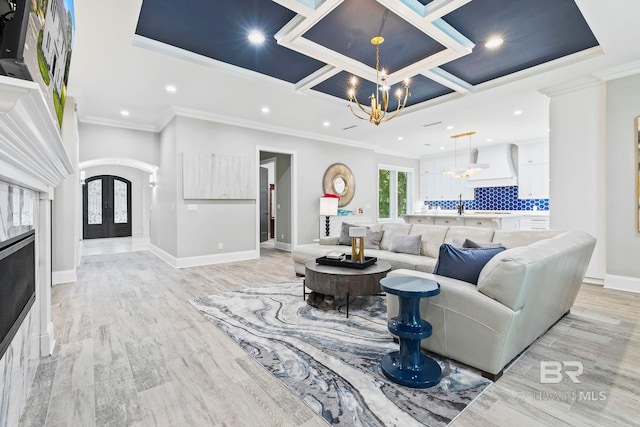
[546,81,606,282]
[144,113,420,266]
[52,97,80,283]
[78,123,160,165]
[150,119,178,256]
[604,73,640,290]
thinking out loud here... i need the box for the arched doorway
[83,175,132,239]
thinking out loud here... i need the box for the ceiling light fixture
[443,131,489,178]
[248,30,266,45]
[446,125,454,130]
[513,109,523,115]
[347,36,410,126]
[120,110,130,117]
[397,136,403,141]
[485,36,504,49]
[261,106,270,114]
[323,121,330,127]
[165,84,177,93]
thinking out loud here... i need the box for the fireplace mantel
[0,75,73,426]
[0,76,73,193]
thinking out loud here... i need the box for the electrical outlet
[218,243,223,249]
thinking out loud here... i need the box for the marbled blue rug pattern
[190,282,492,426]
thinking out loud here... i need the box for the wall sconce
[80,170,86,185]
[149,174,156,187]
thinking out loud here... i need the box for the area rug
[189,282,492,426]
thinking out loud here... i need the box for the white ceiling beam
[295,65,341,92]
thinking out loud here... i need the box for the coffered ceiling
[67,0,640,157]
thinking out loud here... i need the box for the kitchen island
[404,211,549,230]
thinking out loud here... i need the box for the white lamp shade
[348,226,367,237]
[319,197,338,216]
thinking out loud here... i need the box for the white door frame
[256,146,298,253]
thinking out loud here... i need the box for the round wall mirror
[322,163,355,207]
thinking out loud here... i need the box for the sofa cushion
[338,222,356,245]
[379,223,412,251]
[492,229,562,249]
[364,230,384,249]
[409,224,448,258]
[434,244,506,285]
[444,226,494,246]
[389,234,422,255]
[463,239,504,249]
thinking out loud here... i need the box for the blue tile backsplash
[425,186,549,211]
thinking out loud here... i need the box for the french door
[83,175,132,239]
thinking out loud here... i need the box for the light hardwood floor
[19,242,640,426]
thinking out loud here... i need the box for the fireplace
[0,230,35,360]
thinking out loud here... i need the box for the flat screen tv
[0,0,75,127]
[0,230,35,361]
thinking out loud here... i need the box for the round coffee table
[304,260,391,317]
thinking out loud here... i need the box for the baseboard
[149,244,258,268]
[52,269,77,285]
[583,276,604,286]
[604,274,640,294]
[149,244,178,268]
[274,241,292,252]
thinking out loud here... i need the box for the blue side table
[380,275,441,388]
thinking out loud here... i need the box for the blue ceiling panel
[303,0,445,71]
[312,72,453,107]
[135,0,326,83]
[439,0,599,85]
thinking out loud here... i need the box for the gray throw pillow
[338,222,356,246]
[389,234,422,255]
[364,230,384,249]
[463,239,503,249]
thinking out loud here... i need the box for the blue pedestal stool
[380,275,441,388]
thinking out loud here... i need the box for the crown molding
[592,60,640,82]
[79,115,159,133]
[539,76,603,98]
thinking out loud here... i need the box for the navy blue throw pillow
[433,244,506,285]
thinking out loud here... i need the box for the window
[378,165,414,220]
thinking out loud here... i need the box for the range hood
[467,144,518,188]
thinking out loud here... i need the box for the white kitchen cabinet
[464,218,498,229]
[519,217,550,230]
[420,155,474,201]
[517,142,549,199]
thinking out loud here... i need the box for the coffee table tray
[316,255,377,269]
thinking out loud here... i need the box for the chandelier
[347,36,410,126]
[443,131,489,178]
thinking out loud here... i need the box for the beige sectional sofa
[293,222,596,379]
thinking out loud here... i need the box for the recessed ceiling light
[248,30,266,45]
[486,138,493,142]
[485,36,504,49]
[261,106,270,114]
[397,136,403,141]
[323,121,330,127]
[165,84,177,93]
[446,125,454,130]
[513,109,523,116]
[120,110,130,117]
[440,146,445,150]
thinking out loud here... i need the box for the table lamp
[349,226,366,263]
[319,194,339,237]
